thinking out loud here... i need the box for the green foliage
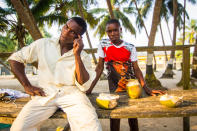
[31,0,54,20]
[90,1,136,39]
[38,14,68,27]
[94,15,110,39]
[185,19,197,44]
[0,35,17,52]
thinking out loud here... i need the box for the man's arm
[86,57,104,94]
[132,61,165,96]
[73,35,89,85]
[9,60,45,96]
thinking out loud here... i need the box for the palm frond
[82,10,99,28]
[140,0,153,19]
[0,35,16,52]
[89,8,108,14]
[37,14,68,27]
[94,15,110,39]
[31,0,54,20]
[114,10,136,35]
[123,7,136,14]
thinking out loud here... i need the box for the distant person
[8,17,102,131]
[87,19,164,131]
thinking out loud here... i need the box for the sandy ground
[0,70,197,131]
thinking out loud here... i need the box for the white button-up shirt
[8,38,95,105]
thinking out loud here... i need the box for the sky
[46,0,197,49]
[1,0,197,49]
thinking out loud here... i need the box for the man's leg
[110,118,120,131]
[57,91,102,131]
[10,97,57,131]
[128,118,139,131]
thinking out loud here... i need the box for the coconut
[126,79,142,99]
[160,94,183,108]
[96,93,119,109]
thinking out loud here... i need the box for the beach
[0,70,197,131]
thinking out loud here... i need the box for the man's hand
[24,85,46,96]
[73,35,84,55]
[144,85,166,96]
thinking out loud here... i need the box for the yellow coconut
[126,79,142,99]
[96,93,119,109]
[160,94,182,108]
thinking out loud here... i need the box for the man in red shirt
[87,19,164,131]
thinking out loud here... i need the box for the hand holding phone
[73,35,84,55]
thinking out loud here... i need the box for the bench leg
[183,117,190,131]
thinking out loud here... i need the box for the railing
[0,45,195,90]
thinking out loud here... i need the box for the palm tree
[54,0,99,64]
[0,1,27,48]
[0,34,17,72]
[130,0,159,71]
[106,0,115,19]
[144,0,166,90]
[90,0,136,39]
[161,0,196,79]
[158,0,191,78]
[186,19,197,78]
[2,0,67,48]
[183,0,197,46]
[0,35,16,53]
[161,0,178,78]
[76,0,97,64]
[10,0,43,40]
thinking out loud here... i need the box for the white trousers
[10,90,102,131]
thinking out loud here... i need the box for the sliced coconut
[96,93,119,109]
[160,94,183,107]
[126,79,140,87]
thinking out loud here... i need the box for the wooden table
[1,89,197,131]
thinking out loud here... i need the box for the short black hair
[70,17,87,35]
[106,19,120,26]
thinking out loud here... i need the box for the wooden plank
[183,48,190,90]
[0,117,15,124]
[182,47,191,131]
[0,90,197,124]
[83,45,195,53]
[0,45,195,59]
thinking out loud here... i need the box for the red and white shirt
[97,39,138,62]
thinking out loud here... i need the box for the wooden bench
[0,89,197,131]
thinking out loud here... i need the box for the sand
[0,70,197,131]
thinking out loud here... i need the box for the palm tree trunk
[183,0,186,45]
[162,0,178,78]
[17,19,25,48]
[106,0,115,19]
[178,0,186,82]
[145,0,165,90]
[11,0,42,40]
[191,38,197,78]
[76,0,97,64]
[159,24,168,62]
[165,17,173,42]
[133,0,157,72]
[133,0,149,37]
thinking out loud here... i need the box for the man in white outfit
[8,17,102,131]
